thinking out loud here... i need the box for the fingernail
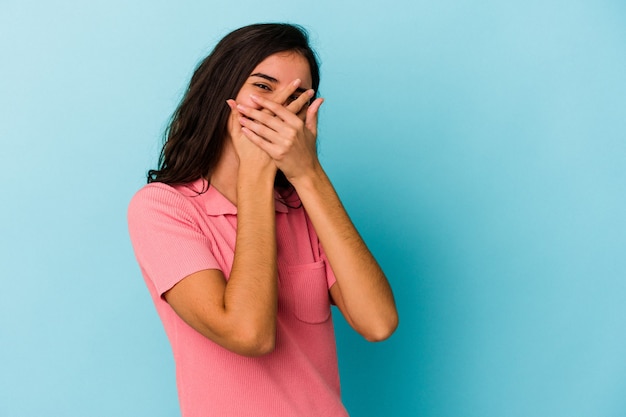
[250,94,259,101]
[293,79,301,86]
[236,104,245,111]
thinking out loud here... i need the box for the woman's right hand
[227,99,275,177]
[226,79,312,177]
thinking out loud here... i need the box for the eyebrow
[250,72,308,93]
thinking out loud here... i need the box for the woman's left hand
[238,90,398,343]
[236,92,324,182]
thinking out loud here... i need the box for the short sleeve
[127,183,221,297]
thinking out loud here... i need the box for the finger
[285,89,315,115]
[237,102,296,134]
[238,115,283,143]
[226,99,242,135]
[273,78,302,107]
[249,94,300,124]
[226,99,241,117]
[241,125,280,155]
[257,78,302,117]
[305,97,324,137]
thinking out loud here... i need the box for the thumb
[226,99,239,115]
[226,99,243,138]
[305,97,324,137]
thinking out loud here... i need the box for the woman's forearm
[224,167,279,353]
[291,165,398,341]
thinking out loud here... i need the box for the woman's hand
[226,99,275,176]
[236,92,324,182]
[237,88,397,342]
[227,79,318,178]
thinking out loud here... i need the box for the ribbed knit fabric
[127,178,349,417]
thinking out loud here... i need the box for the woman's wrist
[288,162,326,193]
[237,165,276,192]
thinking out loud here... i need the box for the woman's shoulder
[131,178,207,204]
[130,182,183,210]
[128,179,208,222]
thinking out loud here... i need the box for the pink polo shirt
[127,178,349,417]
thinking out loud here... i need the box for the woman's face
[235,51,312,117]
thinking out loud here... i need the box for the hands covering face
[227,79,324,182]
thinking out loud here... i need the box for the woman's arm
[162,84,314,357]
[291,168,399,341]
[163,170,277,356]
[237,96,399,341]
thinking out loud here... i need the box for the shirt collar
[185,178,289,215]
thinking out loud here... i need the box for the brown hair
[148,23,321,187]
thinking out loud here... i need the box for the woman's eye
[254,83,271,91]
[287,95,300,103]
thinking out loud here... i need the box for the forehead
[250,52,312,89]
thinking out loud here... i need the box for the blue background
[2,1,625,416]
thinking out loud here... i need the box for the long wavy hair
[147,23,320,188]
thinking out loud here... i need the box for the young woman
[128,23,398,417]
